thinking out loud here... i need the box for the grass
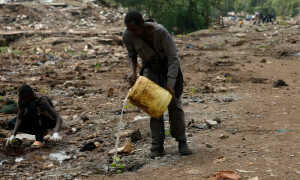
[0,46,8,54]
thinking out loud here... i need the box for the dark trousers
[142,68,187,151]
[8,102,56,141]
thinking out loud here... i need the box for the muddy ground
[0,1,299,180]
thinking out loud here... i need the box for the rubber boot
[176,134,192,156]
[149,146,165,159]
[178,142,192,156]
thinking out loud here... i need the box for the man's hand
[6,135,15,146]
[167,86,175,97]
[51,132,61,142]
[129,73,137,87]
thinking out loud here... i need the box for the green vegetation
[111,156,125,174]
[109,0,299,34]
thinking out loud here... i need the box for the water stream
[113,96,128,158]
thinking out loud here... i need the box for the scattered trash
[49,151,71,164]
[273,79,288,87]
[133,116,148,122]
[187,119,208,130]
[248,177,259,180]
[80,142,97,152]
[109,140,134,155]
[16,134,36,141]
[275,129,296,133]
[209,170,241,180]
[236,169,255,173]
[185,43,195,49]
[15,157,24,163]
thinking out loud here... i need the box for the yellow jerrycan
[128,76,172,118]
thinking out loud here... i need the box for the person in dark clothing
[263,14,274,24]
[6,84,62,148]
[122,11,192,159]
[254,12,264,25]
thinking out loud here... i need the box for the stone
[80,142,97,152]
[114,130,133,138]
[183,101,189,106]
[108,140,134,155]
[131,130,142,142]
[94,141,102,147]
[0,37,6,46]
[205,120,218,127]
[206,144,213,148]
[213,118,222,124]
[220,134,229,139]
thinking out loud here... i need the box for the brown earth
[0,1,299,180]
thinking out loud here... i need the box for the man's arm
[47,107,62,133]
[129,56,138,87]
[122,30,139,87]
[12,108,23,136]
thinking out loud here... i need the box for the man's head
[124,11,144,37]
[19,84,34,105]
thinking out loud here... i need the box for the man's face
[126,21,143,37]
[20,93,33,105]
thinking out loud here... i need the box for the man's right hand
[129,73,137,87]
[6,135,15,146]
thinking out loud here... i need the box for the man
[6,84,62,148]
[263,14,274,24]
[254,12,263,25]
[122,11,192,159]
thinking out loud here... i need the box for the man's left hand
[51,132,61,142]
[167,86,175,97]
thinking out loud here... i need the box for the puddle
[49,151,71,164]
[15,157,24,163]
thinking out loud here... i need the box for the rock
[115,130,133,138]
[241,134,245,140]
[94,141,102,147]
[107,87,114,97]
[80,112,89,121]
[187,133,193,137]
[108,140,134,155]
[0,37,6,46]
[80,142,97,152]
[273,79,288,87]
[255,28,264,32]
[213,118,222,124]
[206,143,213,148]
[220,134,229,139]
[84,134,94,140]
[185,43,195,49]
[42,162,54,170]
[260,59,267,63]
[205,120,219,128]
[232,40,245,46]
[88,124,93,129]
[183,101,189,106]
[131,130,142,142]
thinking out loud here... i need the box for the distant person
[254,12,263,25]
[240,19,244,28]
[6,84,62,148]
[122,11,192,159]
[263,14,274,24]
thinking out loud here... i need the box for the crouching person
[6,84,62,148]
